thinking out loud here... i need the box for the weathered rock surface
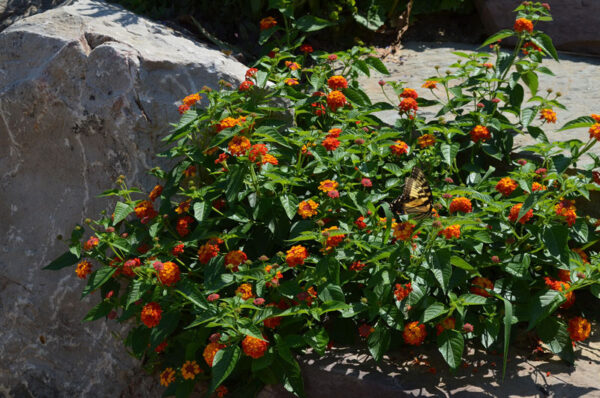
[0,0,246,396]
[0,0,68,31]
[475,0,600,56]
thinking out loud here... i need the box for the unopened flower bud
[463,323,474,333]
[492,98,500,103]
[355,138,365,145]
[84,219,91,225]
[442,193,452,199]
[253,298,265,306]
[556,92,562,97]
[106,227,115,233]
[491,256,500,263]
[378,80,386,86]
[209,333,221,343]
[518,159,527,165]
[546,88,553,93]
[444,177,454,183]
[121,233,128,238]
[207,293,220,302]
[360,297,368,304]
[477,103,484,108]
[258,255,269,262]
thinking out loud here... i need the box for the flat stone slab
[360,41,600,165]
[259,325,600,398]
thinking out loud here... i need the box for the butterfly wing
[391,167,433,219]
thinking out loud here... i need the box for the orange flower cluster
[260,16,277,31]
[322,135,340,151]
[495,177,518,196]
[354,216,367,229]
[216,386,229,398]
[235,283,254,300]
[245,68,258,79]
[531,182,547,192]
[159,368,176,387]
[554,199,577,226]
[239,80,254,91]
[568,317,591,342]
[349,261,367,271]
[198,241,220,264]
[508,203,533,224]
[178,93,201,113]
[327,90,347,111]
[514,18,533,33]
[400,88,418,99]
[224,250,248,272]
[286,245,308,267]
[75,260,92,279]
[181,360,202,380]
[149,184,163,201]
[470,125,491,143]
[141,302,162,328]
[399,97,418,113]
[285,61,300,70]
[327,75,348,90]
[449,197,472,214]
[544,277,575,308]
[358,324,375,338]
[440,224,461,239]
[393,221,415,241]
[318,179,338,192]
[242,335,269,359]
[175,199,190,214]
[417,133,436,148]
[470,277,494,297]
[157,261,180,286]
[589,124,600,140]
[134,200,158,222]
[83,236,99,251]
[422,80,437,89]
[216,116,246,132]
[228,136,251,156]
[323,226,346,248]
[591,114,600,122]
[203,342,226,367]
[285,78,299,86]
[390,140,409,156]
[176,215,194,237]
[403,321,426,346]
[522,41,542,55]
[436,317,456,335]
[539,108,557,123]
[394,282,412,301]
[557,269,571,282]
[248,143,269,164]
[298,199,319,219]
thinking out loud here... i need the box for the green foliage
[48,2,600,397]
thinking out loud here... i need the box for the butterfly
[390,167,433,219]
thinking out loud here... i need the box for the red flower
[327,75,348,90]
[399,98,418,113]
[508,203,533,224]
[358,324,375,338]
[299,44,313,53]
[361,178,372,188]
[449,197,472,214]
[354,216,367,229]
[239,80,254,92]
[470,125,491,143]
[141,302,162,328]
[322,136,340,151]
[400,88,418,99]
[176,215,194,237]
[514,18,533,33]
[390,140,408,156]
[394,282,412,301]
[327,91,347,112]
[470,277,494,297]
[245,68,258,79]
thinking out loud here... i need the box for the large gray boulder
[0,0,69,31]
[0,0,246,396]
[475,0,600,56]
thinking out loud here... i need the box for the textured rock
[0,0,68,31]
[475,0,600,56]
[0,0,246,396]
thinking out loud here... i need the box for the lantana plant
[47,2,599,397]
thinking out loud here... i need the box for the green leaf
[280,194,299,220]
[81,267,117,298]
[527,290,563,330]
[83,300,113,321]
[510,84,524,108]
[480,29,514,47]
[422,302,446,322]
[259,26,278,45]
[536,316,574,363]
[438,330,464,369]
[367,327,391,362]
[521,107,537,129]
[364,56,390,75]
[543,225,569,263]
[209,345,241,394]
[44,251,79,270]
[150,311,181,348]
[193,201,211,222]
[113,202,133,225]
[318,284,345,303]
[501,298,513,379]
[225,165,247,203]
[276,341,305,398]
[176,279,208,310]
[531,33,559,61]
[431,249,452,293]
[441,142,459,166]
[450,256,475,272]
[343,87,371,106]
[304,328,329,355]
[293,15,334,32]
[126,279,146,308]
[558,116,595,131]
[521,71,538,95]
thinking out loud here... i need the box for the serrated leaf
[83,300,113,321]
[280,194,299,220]
[441,142,459,166]
[422,302,446,322]
[450,256,475,271]
[343,87,371,106]
[209,345,241,394]
[293,15,334,32]
[367,327,391,362]
[364,56,390,75]
[193,201,211,222]
[113,202,133,225]
[44,251,79,270]
[481,29,514,47]
[438,330,464,369]
[558,116,595,131]
[531,33,559,61]
[82,267,117,298]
